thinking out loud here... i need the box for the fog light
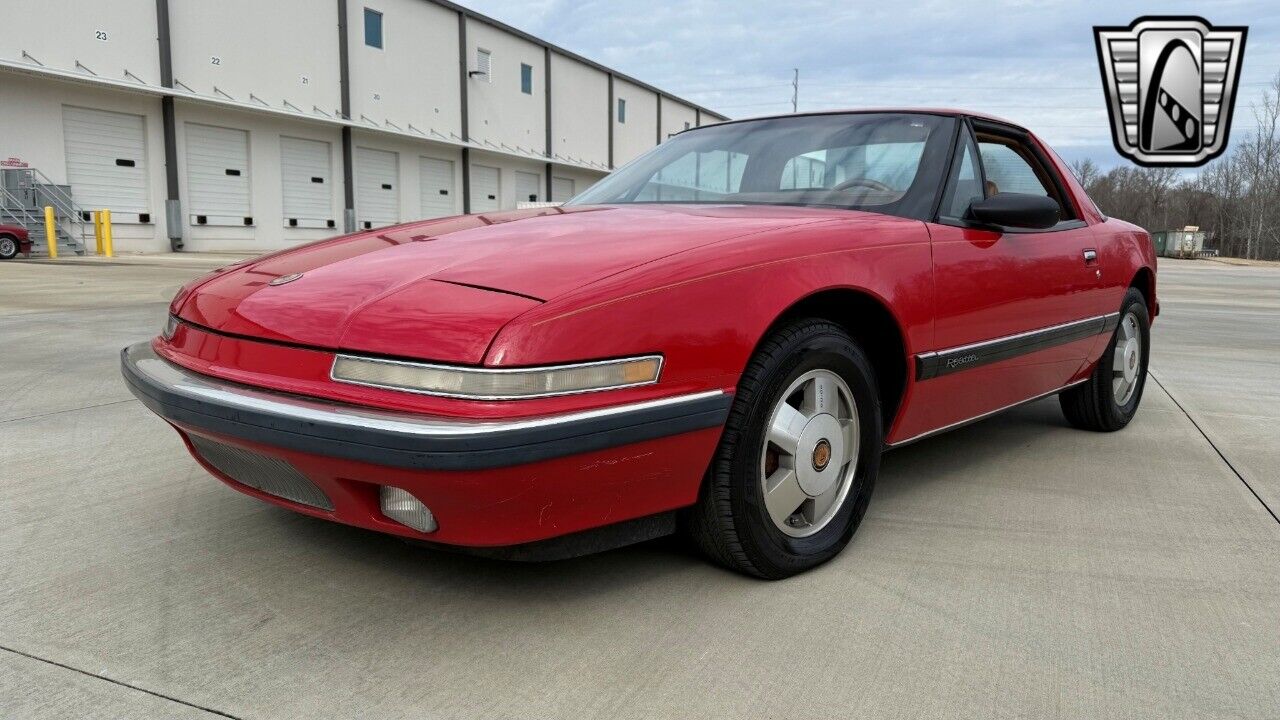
[379,486,438,533]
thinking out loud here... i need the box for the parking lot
[1,256,1277,719]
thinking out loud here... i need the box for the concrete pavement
[1,257,1277,719]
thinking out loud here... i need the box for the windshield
[570,112,955,219]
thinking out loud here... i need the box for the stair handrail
[6,167,90,252]
[0,183,82,254]
[0,185,33,227]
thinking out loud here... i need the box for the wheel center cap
[812,439,832,471]
[795,414,844,497]
[1122,340,1139,382]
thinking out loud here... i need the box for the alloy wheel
[760,369,860,538]
[1112,311,1143,406]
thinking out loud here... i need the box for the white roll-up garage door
[470,164,501,213]
[280,137,334,229]
[356,147,399,229]
[62,106,149,218]
[515,171,541,204]
[185,122,251,225]
[419,157,455,219]
[551,176,576,202]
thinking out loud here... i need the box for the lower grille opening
[189,435,334,511]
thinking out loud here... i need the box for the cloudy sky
[460,0,1279,170]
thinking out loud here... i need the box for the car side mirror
[967,192,1060,230]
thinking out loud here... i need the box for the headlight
[162,315,179,340]
[330,354,662,399]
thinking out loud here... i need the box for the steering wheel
[830,177,895,193]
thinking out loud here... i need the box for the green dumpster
[1151,231,1168,257]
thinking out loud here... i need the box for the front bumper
[121,342,731,546]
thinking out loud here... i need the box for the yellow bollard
[93,210,104,255]
[101,208,114,258]
[44,205,57,259]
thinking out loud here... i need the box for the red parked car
[123,110,1155,578]
[0,223,32,259]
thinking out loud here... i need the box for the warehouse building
[0,0,725,254]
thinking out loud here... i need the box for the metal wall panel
[62,106,150,214]
[551,176,575,202]
[355,146,399,228]
[470,164,500,212]
[280,136,333,227]
[185,122,251,222]
[515,170,540,203]
[419,157,455,219]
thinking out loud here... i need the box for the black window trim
[933,116,1086,234]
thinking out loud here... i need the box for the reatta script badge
[269,273,304,286]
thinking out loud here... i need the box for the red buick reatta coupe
[123,110,1155,578]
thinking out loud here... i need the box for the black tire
[688,318,883,579]
[0,234,18,260]
[1060,287,1150,431]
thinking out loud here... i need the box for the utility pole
[791,68,799,113]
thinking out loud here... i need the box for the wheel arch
[757,287,909,430]
[1129,265,1156,317]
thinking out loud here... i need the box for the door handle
[1083,248,1098,265]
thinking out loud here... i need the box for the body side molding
[915,313,1120,380]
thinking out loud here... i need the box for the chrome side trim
[887,378,1088,448]
[935,313,1117,356]
[121,342,732,470]
[133,349,711,436]
[916,312,1119,380]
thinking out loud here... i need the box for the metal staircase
[0,168,90,256]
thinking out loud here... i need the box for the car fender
[484,216,935,397]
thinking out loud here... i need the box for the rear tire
[688,318,882,579]
[1060,288,1150,432]
[0,235,18,260]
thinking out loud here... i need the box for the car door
[893,119,1110,442]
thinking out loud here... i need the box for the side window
[974,134,1075,221]
[977,141,1051,197]
[941,134,982,219]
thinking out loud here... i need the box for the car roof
[693,108,1029,133]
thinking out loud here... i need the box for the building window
[476,49,491,82]
[364,8,383,48]
[520,63,533,94]
[617,98,626,124]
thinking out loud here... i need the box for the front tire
[0,235,18,260]
[689,318,882,579]
[1060,287,1150,431]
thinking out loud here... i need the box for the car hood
[176,204,840,363]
